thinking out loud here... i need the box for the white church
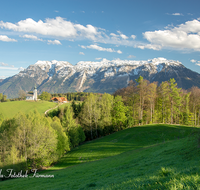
[26,86,37,101]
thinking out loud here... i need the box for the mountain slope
[1,58,200,98]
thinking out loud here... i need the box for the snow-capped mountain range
[1,57,200,98]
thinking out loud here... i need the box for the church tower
[33,85,37,101]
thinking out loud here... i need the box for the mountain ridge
[1,57,200,98]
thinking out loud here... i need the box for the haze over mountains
[1,57,200,98]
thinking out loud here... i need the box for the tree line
[10,91,96,101]
[113,76,199,126]
[49,77,200,141]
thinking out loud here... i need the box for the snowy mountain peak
[33,58,182,70]
[147,57,182,66]
[35,60,72,67]
[3,57,200,99]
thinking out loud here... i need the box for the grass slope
[0,101,57,118]
[1,124,200,189]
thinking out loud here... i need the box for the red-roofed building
[51,97,68,103]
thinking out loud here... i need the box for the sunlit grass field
[0,100,57,118]
[1,124,200,189]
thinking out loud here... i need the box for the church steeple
[33,85,37,101]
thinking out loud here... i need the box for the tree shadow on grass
[51,124,200,170]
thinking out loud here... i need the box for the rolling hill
[0,124,199,189]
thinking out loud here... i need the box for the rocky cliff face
[1,58,200,98]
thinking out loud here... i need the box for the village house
[51,97,68,103]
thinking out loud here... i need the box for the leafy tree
[51,117,70,158]
[169,78,181,124]
[135,76,149,124]
[80,94,96,140]
[0,111,58,170]
[77,125,86,143]
[99,93,113,128]
[39,91,51,101]
[62,106,77,132]
[147,82,157,123]
[0,93,3,102]
[189,86,200,126]
[62,106,85,147]
[1,95,7,102]
[157,81,170,123]
[112,95,127,131]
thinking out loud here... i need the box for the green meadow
[1,124,200,189]
[0,101,57,118]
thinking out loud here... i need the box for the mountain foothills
[1,57,200,98]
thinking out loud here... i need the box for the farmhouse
[26,86,37,101]
[51,97,68,103]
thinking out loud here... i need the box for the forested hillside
[48,77,200,140]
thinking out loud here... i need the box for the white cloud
[190,59,200,66]
[136,44,162,50]
[110,33,118,37]
[47,40,61,45]
[0,66,19,70]
[190,59,197,63]
[0,62,9,66]
[21,34,43,41]
[0,35,17,42]
[18,67,25,71]
[0,62,16,68]
[116,50,122,54]
[117,31,128,40]
[79,52,85,55]
[0,17,100,41]
[0,17,139,48]
[172,13,183,16]
[80,44,122,54]
[131,35,136,40]
[127,55,135,58]
[95,57,102,60]
[143,19,200,51]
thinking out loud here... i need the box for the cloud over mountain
[80,44,122,54]
[143,19,200,51]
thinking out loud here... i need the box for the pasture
[0,101,57,118]
[0,124,200,189]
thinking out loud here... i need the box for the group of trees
[0,93,7,102]
[49,93,128,140]
[0,110,70,174]
[47,103,86,147]
[51,92,92,101]
[115,76,200,126]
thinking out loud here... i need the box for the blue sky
[1,0,200,78]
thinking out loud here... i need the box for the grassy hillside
[0,124,200,189]
[0,101,57,118]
